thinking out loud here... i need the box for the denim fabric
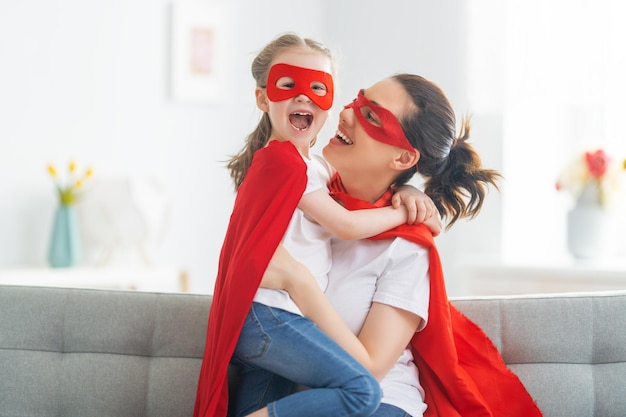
[232,302,381,417]
[373,403,413,417]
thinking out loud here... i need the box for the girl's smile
[289,110,313,131]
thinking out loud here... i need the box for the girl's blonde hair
[226,33,335,190]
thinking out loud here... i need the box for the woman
[261,74,543,417]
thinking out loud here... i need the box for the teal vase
[48,205,82,268]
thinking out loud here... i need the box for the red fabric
[266,63,334,110]
[345,90,415,153]
[328,174,543,417]
[193,140,307,417]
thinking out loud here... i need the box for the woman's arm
[262,245,421,380]
[355,302,422,380]
[261,246,371,363]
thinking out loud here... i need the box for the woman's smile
[332,129,354,145]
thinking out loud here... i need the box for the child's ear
[391,150,420,171]
[255,87,270,112]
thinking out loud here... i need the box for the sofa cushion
[0,286,210,417]
[2,285,626,417]
[453,291,626,417]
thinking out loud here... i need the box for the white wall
[466,0,626,271]
[0,0,503,294]
[319,1,505,294]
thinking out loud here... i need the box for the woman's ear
[255,87,270,112]
[391,149,420,171]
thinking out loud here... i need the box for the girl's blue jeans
[232,302,381,417]
[374,403,413,417]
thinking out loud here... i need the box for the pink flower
[585,149,610,178]
[557,149,625,208]
[555,181,562,191]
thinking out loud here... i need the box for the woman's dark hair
[392,74,501,229]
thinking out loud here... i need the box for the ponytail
[423,117,501,229]
[391,74,501,229]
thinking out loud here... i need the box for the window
[468,0,626,260]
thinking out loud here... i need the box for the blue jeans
[232,302,381,417]
[373,403,413,417]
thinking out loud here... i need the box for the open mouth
[335,130,353,145]
[289,112,313,131]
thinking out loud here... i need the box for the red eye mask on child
[266,63,334,110]
[345,90,415,152]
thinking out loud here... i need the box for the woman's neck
[338,171,395,203]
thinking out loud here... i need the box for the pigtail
[226,113,272,190]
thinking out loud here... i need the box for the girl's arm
[301,185,441,241]
[299,189,407,240]
[262,245,421,380]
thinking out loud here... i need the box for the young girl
[193,34,440,417]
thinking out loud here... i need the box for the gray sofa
[1,285,625,417]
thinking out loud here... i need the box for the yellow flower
[47,160,93,206]
[47,164,58,178]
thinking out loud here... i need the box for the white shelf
[0,266,186,293]
[459,257,626,296]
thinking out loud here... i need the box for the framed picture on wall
[170,1,230,103]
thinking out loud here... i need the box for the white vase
[566,203,615,259]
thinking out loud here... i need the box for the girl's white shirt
[253,153,332,316]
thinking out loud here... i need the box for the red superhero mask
[266,63,334,110]
[345,90,415,152]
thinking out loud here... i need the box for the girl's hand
[422,212,443,236]
[392,185,436,224]
[391,185,442,236]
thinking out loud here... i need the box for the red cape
[193,140,307,417]
[328,174,543,417]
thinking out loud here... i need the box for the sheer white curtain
[468,0,626,261]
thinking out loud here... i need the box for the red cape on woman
[193,140,307,417]
[328,174,543,417]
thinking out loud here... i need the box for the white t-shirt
[253,153,332,316]
[325,228,430,417]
